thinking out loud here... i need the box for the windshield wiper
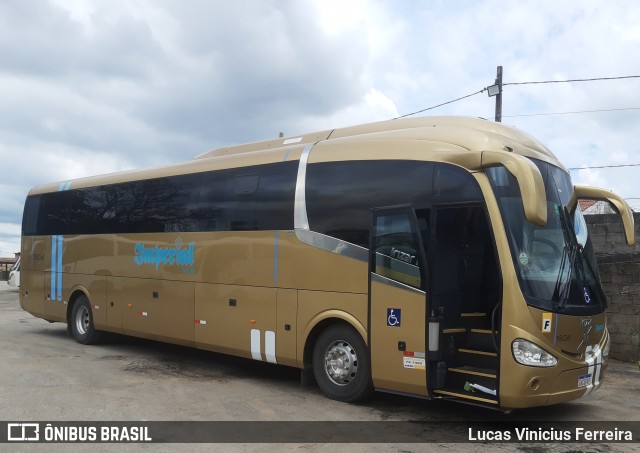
[551,244,575,309]
[552,206,581,309]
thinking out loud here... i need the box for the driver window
[372,211,423,289]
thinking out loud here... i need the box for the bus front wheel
[70,296,103,345]
[312,324,373,403]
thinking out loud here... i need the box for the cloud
[1,0,640,256]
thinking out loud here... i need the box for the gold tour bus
[19,116,634,410]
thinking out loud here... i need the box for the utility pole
[494,66,503,122]
[487,65,503,122]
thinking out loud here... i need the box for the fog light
[530,378,540,390]
[512,339,557,367]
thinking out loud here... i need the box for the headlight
[512,338,557,367]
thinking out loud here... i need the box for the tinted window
[372,209,424,289]
[306,160,433,247]
[22,196,41,236]
[115,182,147,233]
[38,187,116,235]
[22,161,297,236]
[433,164,482,202]
[140,175,202,232]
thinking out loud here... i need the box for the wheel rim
[323,339,358,386]
[75,305,90,336]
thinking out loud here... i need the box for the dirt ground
[1,284,638,452]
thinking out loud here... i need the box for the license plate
[578,374,592,388]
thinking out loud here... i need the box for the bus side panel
[277,232,368,294]
[105,277,123,332]
[195,283,277,361]
[112,277,195,346]
[20,271,46,319]
[370,279,427,397]
[276,288,298,367]
[19,237,47,319]
[44,271,67,322]
[198,232,276,288]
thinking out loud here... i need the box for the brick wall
[585,213,640,362]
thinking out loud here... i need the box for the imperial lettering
[134,242,195,270]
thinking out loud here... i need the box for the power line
[568,163,640,170]
[504,75,640,86]
[504,106,640,118]
[395,74,640,119]
[394,88,486,119]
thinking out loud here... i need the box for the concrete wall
[585,212,640,363]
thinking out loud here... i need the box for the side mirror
[573,185,635,246]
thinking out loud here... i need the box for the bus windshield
[487,159,606,315]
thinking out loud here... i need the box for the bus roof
[29,116,560,195]
[196,116,557,161]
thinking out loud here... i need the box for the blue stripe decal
[57,235,63,301]
[58,181,72,192]
[50,235,57,300]
[273,231,279,282]
[283,149,291,162]
[554,313,559,344]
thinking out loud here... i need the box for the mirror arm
[480,151,547,227]
[574,184,635,246]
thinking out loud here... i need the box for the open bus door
[369,206,429,396]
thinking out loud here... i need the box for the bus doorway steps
[460,312,487,330]
[434,350,499,406]
[433,325,500,406]
[432,388,498,405]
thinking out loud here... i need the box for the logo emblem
[134,237,195,270]
[7,423,40,441]
[387,308,401,327]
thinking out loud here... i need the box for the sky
[1,0,640,256]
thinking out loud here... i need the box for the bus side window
[372,211,423,289]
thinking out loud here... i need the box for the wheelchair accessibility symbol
[387,308,401,327]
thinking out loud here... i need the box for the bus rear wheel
[312,324,373,403]
[70,296,103,345]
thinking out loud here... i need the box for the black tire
[70,296,103,345]
[312,324,373,403]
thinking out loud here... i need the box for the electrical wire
[504,75,640,86]
[503,107,640,118]
[568,163,640,170]
[396,74,640,119]
[393,88,486,119]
